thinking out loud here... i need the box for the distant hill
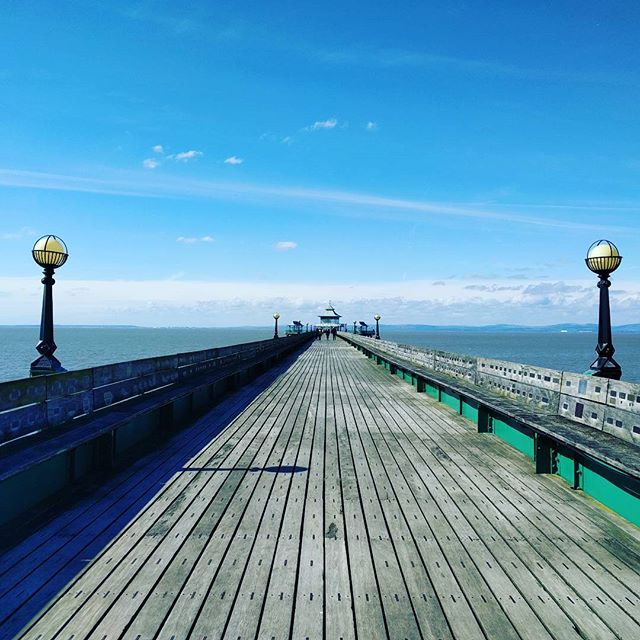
[386,324,640,333]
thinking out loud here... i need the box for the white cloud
[366,121,378,131]
[275,241,297,251]
[281,136,293,144]
[142,158,159,169]
[172,150,203,161]
[0,227,37,240]
[152,144,164,154]
[1,275,638,327]
[176,235,215,244]
[224,156,244,165]
[306,118,338,131]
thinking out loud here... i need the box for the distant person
[316,328,322,341]
[331,327,337,340]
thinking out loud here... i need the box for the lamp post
[353,321,357,334]
[273,312,280,339]
[585,240,622,380]
[374,314,381,340]
[30,235,68,376]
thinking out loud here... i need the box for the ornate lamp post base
[30,353,66,376]
[587,355,622,380]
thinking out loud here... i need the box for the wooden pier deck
[10,339,640,639]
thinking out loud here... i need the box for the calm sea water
[0,326,638,384]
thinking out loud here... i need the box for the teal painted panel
[441,390,460,413]
[461,401,478,423]
[115,412,158,455]
[582,461,640,528]
[0,453,68,526]
[556,452,575,486]
[493,418,534,459]
[425,383,438,399]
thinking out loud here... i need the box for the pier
[2,338,639,639]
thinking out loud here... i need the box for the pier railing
[0,334,313,527]
[345,334,640,447]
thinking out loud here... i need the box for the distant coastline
[2,323,640,333]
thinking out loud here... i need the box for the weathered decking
[8,339,640,639]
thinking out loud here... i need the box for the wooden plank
[223,345,323,639]
[352,345,640,639]
[12,338,640,640]
[96,346,320,640]
[188,347,321,639]
[255,343,326,639]
[19,348,313,639]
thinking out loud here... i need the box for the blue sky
[1,1,639,326]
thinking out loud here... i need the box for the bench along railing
[341,333,640,528]
[0,334,312,527]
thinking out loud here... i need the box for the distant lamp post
[30,235,68,376]
[374,314,381,340]
[273,312,280,339]
[353,321,357,334]
[585,240,622,380]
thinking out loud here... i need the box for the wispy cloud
[0,226,37,241]
[1,168,638,233]
[176,235,215,244]
[142,158,159,169]
[275,241,297,251]
[366,121,378,131]
[171,150,203,161]
[224,156,244,165]
[305,118,338,131]
[152,144,164,154]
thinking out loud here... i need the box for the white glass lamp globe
[273,312,280,320]
[32,235,68,268]
[586,240,621,275]
[374,314,381,321]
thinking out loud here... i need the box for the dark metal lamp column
[374,314,381,340]
[273,312,280,339]
[585,239,622,380]
[30,235,68,377]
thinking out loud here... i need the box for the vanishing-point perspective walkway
[10,339,640,639]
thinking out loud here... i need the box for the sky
[1,1,640,326]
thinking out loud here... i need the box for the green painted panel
[556,452,575,486]
[0,453,68,526]
[441,390,460,413]
[582,461,640,528]
[493,418,534,459]
[461,400,478,423]
[425,383,438,399]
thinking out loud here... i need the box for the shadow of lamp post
[585,239,622,380]
[374,314,381,340]
[273,312,280,339]
[30,235,68,377]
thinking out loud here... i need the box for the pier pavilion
[1,335,639,639]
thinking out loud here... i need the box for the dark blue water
[1,326,638,384]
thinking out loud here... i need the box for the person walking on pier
[331,327,337,340]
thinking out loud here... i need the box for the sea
[1,326,639,384]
